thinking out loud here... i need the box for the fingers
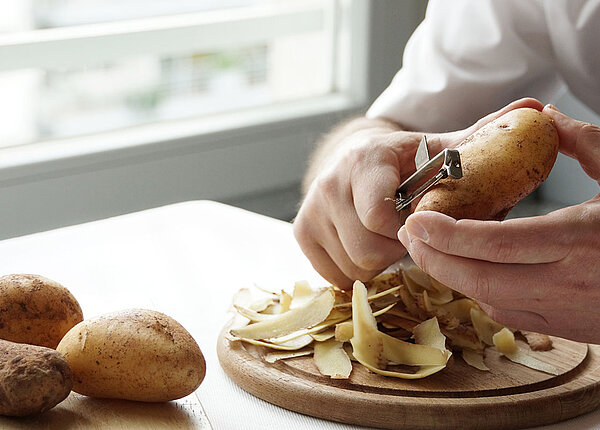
[470,98,544,131]
[543,104,600,181]
[347,131,413,239]
[321,148,407,272]
[480,303,600,344]
[476,302,551,334]
[294,126,423,289]
[294,203,369,289]
[392,99,546,159]
[478,303,599,344]
[402,210,573,264]
[294,175,406,289]
[399,215,600,343]
[454,98,545,142]
[335,209,407,273]
[350,152,403,239]
[294,221,398,289]
[294,236,354,288]
[321,215,400,284]
[398,228,554,309]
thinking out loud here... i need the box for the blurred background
[0,0,597,239]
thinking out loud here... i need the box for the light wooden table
[0,201,598,430]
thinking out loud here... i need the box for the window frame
[0,2,326,71]
[0,0,426,239]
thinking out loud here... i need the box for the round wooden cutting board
[217,328,600,429]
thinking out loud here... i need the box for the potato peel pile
[227,264,558,380]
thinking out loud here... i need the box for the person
[293,0,600,344]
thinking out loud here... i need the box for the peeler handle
[395,148,462,212]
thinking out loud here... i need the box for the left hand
[398,104,600,344]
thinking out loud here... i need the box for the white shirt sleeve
[366,0,564,133]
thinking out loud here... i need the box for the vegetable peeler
[395,136,463,212]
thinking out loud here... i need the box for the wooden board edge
[217,328,600,430]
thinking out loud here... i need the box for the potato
[57,309,205,402]
[0,338,73,416]
[415,108,559,220]
[0,274,84,349]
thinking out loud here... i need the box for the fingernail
[398,226,410,248]
[545,104,560,112]
[406,220,429,242]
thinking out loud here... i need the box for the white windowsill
[0,0,424,239]
[0,93,360,183]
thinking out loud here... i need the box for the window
[0,1,413,240]
[0,0,345,149]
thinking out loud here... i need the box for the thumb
[400,98,546,158]
[451,98,545,145]
[543,104,600,182]
[401,209,574,264]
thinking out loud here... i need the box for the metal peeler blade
[395,136,462,212]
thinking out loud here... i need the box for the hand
[399,104,600,344]
[294,98,544,289]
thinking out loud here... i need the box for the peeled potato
[415,108,559,220]
[0,274,83,349]
[57,309,205,402]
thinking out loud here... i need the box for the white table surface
[1,200,598,430]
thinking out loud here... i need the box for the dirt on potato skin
[0,339,73,417]
[0,274,84,349]
[415,108,559,221]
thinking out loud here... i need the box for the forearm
[302,116,402,195]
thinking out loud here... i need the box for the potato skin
[0,274,84,349]
[0,339,73,416]
[57,309,206,402]
[415,108,559,220]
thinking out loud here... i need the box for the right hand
[397,104,600,343]
[293,98,544,289]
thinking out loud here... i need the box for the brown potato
[415,108,559,220]
[57,309,205,402]
[0,339,73,416]
[0,274,83,349]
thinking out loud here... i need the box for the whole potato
[0,274,84,349]
[0,338,73,416]
[57,309,205,402]
[415,108,559,220]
